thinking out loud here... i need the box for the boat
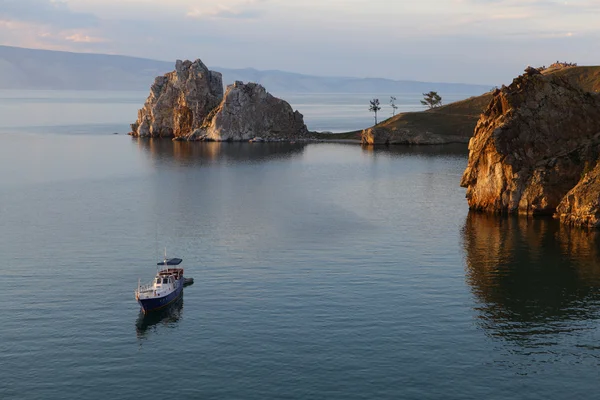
[136,296,183,338]
[135,255,185,314]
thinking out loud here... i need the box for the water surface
[1,92,600,399]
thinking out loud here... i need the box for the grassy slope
[318,66,600,141]
[545,66,600,93]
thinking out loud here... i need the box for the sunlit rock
[460,68,600,217]
[130,59,223,138]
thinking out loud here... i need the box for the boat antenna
[155,222,159,271]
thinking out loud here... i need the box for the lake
[1,91,600,399]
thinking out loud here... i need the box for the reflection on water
[135,139,307,166]
[135,297,184,339]
[361,143,469,158]
[462,212,600,345]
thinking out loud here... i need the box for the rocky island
[460,66,600,228]
[130,59,309,141]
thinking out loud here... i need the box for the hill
[0,45,490,94]
[326,65,600,144]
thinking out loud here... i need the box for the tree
[390,96,398,116]
[420,91,442,109]
[369,98,381,125]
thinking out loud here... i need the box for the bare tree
[420,91,442,109]
[369,98,381,125]
[390,96,398,116]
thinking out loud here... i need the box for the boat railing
[136,281,155,294]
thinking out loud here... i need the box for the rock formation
[188,81,308,141]
[130,61,308,142]
[130,59,223,138]
[460,67,600,218]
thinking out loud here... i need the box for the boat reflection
[462,212,600,343]
[135,296,184,339]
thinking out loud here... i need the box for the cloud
[462,0,600,13]
[0,0,98,28]
[64,32,106,43]
[0,0,599,86]
[186,0,265,19]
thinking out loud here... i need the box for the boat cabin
[155,276,174,286]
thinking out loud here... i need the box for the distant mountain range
[0,45,490,94]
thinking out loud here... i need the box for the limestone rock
[130,59,223,138]
[460,68,600,216]
[198,81,308,141]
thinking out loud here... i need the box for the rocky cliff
[555,163,600,228]
[130,60,308,141]
[460,67,600,218]
[130,59,223,138]
[189,81,308,141]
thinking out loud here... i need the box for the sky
[0,0,598,85]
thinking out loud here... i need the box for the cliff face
[460,68,600,216]
[555,164,600,228]
[131,61,308,141]
[130,59,223,138]
[195,81,308,141]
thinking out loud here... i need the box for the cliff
[555,163,600,228]
[130,59,223,138]
[190,81,308,141]
[460,67,600,219]
[131,60,308,141]
[353,65,600,146]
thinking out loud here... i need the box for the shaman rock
[130,59,223,138]
[196,81,308,141]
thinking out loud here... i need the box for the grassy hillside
[544,66,600,93]
[312,92,493,140]
[319,65,600,142]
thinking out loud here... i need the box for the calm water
[1,92,600,399]
[0,89,479,134]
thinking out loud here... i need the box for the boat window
[163,278,169,284]
[156,279,161,284]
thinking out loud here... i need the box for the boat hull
[137,281,183,313]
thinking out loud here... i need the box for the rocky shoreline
[128,59,600,228]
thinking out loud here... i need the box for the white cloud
[186,0,265,19]
[64,32,106,43]
[1,0,599,84]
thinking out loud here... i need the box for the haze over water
[2,91,600,399]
